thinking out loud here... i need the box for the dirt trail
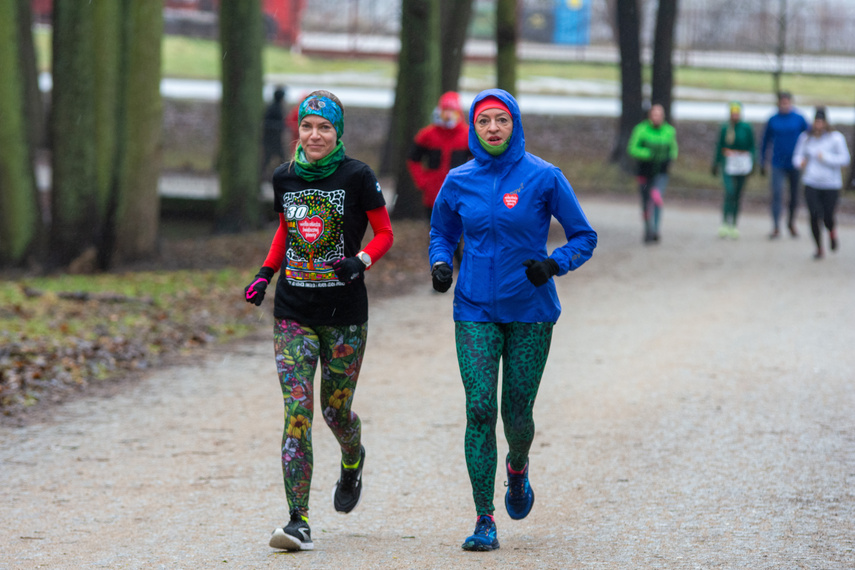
[2,197,854,569]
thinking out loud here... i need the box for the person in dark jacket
[711,101,756,238]
[429,88,597,552]
[244,90,394,552]
[260,86,288,179]
[759,91,809,238]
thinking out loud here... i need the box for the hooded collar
[468,89,526,167]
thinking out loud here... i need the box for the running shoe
[461,515,500,551]
[718,224,730,238]
[332,445,365,514]
[504,458,535,520]
[269,508,313,551]
[728,226,740,239]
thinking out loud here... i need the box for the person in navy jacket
[429,89,597,552]
[759,91,809,238]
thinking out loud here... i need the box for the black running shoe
[332,445,365,513]
[269,507,313,551]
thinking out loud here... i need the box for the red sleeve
[361,206,393,267]
[262,213,288,272]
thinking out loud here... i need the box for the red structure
[33,0,305,47]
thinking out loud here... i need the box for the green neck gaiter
[476,132,510,156]
[293,140,346,181]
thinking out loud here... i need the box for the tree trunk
[495,0,517,96]
[388,0,440,221]
[651,0,679,120]
[611,0,644,166]
[110,0,163,263]
[49,0,98,269]
[217,0,264,233]
[0,0,39,266]
[93,0,122,223]
[440,0,474,94]
[16,0,45,152]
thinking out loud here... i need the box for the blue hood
[468,89,526,167]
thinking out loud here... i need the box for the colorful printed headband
[298,95,344,138]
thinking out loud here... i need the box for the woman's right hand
[431,262,453,293]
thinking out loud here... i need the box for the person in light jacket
[792,106,851,259]
[429,88,597,552]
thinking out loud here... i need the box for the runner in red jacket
[407,91,472,219]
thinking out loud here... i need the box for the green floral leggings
[455,321,554,516]
[273,318,367,518]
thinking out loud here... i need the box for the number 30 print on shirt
[283,188,346,288]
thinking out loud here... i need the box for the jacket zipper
[491,169,499,319]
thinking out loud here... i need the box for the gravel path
[2,197,854,569]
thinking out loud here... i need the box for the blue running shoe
[504,458,535,520]
[461,515,500,551]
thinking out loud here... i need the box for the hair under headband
[298,95,344,138]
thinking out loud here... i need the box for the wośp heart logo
[297,216,324,243]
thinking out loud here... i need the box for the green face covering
[476,132,510,156]
[293,140,346,181]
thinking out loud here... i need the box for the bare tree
[496,0,518,95]
[612,0,644,166]
[0,0,40,266]
[772,0,787,95]
[217,0,264,232]
[387,0,440,220]
[49,1,99,269]
[109,0,164,264]
[651,0,679,120]
[440,0,475,93]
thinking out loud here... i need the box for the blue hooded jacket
[429,89,597,323]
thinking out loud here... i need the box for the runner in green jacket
[627,104,678,244]
[711,101,756,239]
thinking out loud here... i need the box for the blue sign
[554,0,591,46]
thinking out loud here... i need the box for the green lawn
[32,29,855,105]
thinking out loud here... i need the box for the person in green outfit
[627,103,679,244]
[711,101,756,239]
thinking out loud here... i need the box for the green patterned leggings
[273,318,367,518]
[455,321,554,516]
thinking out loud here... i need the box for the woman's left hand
[523,258,559,287]
[329,257,365,284]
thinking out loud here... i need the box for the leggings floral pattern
[455,321,553,516]
[273,318,367,517]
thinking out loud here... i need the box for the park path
[2,197,854,569]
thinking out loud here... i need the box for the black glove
[523,258,559,287]
[244,266,275,306]
[330,257,365,284]
[711,163,719,177]
[431,262,453,293]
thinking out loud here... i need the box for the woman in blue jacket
[429,89,597,552]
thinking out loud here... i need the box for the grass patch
[33,28,855,105]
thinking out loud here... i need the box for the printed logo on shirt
[283,188,346,287]
[503,183,523,209]
[503,194,518,208]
